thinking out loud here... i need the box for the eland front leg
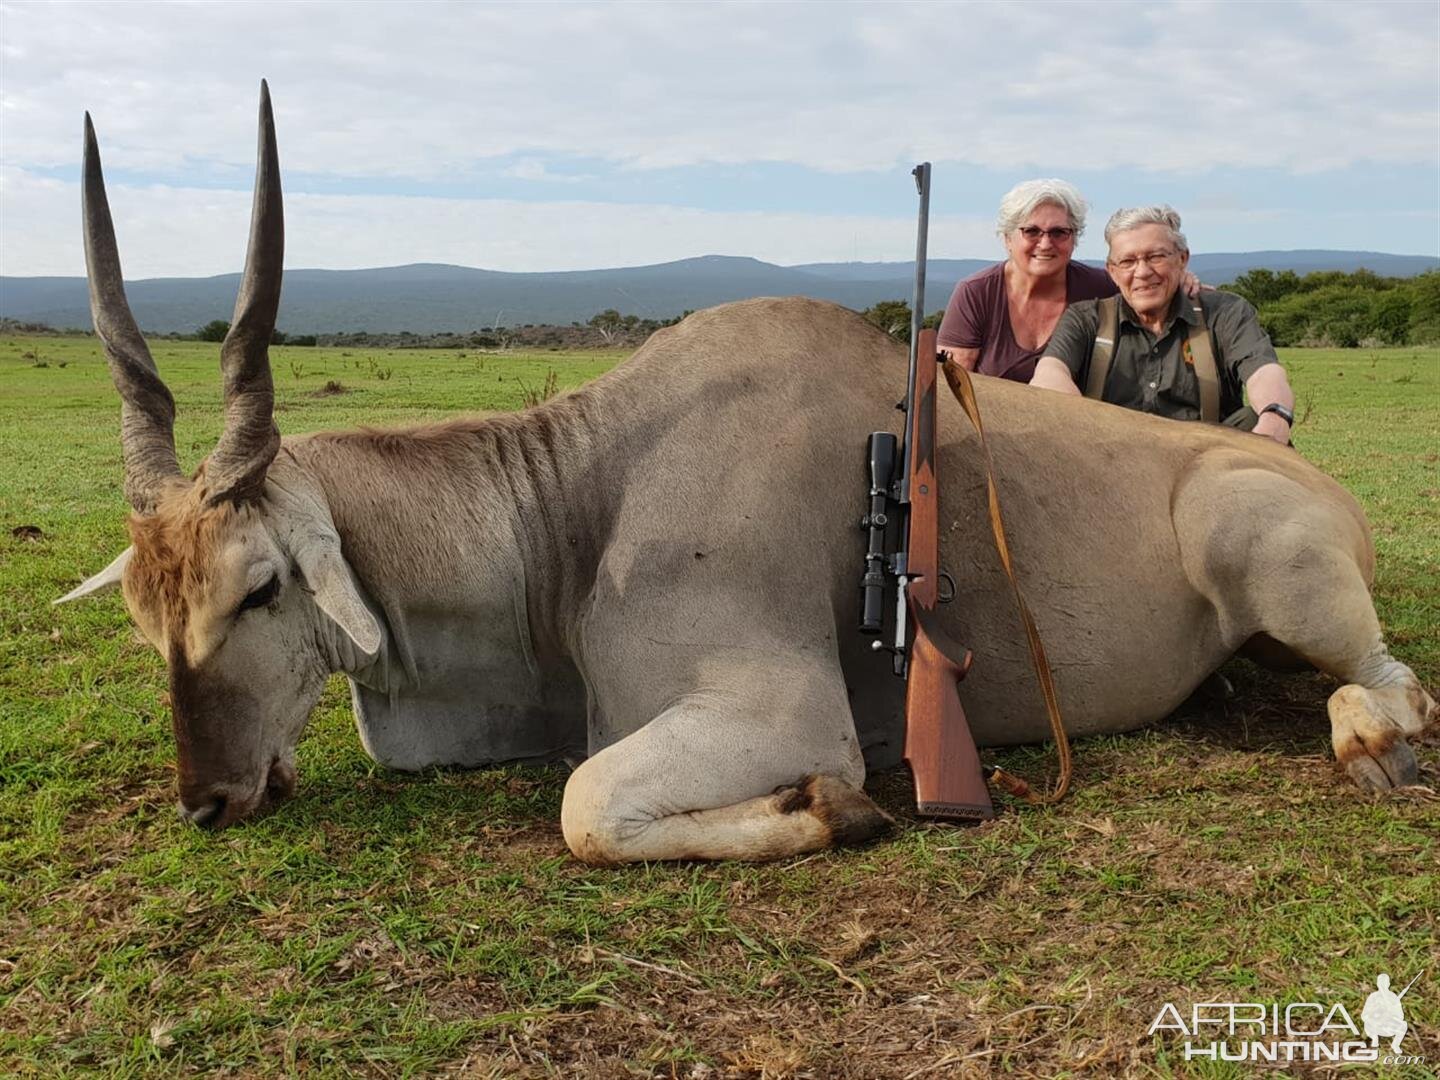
[559,659,892,865]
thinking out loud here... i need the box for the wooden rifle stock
[901,329,994,822]
[906,610,991,820]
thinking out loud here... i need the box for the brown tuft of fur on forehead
[124,484,251,640]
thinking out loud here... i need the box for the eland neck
[281,387,629,680]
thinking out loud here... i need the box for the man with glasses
[1030,206,1296,445]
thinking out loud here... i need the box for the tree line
[1226,268,1438,347]
[196,319,318,346]
[190,311,685,348]
[859,269,1440,349]
[183,269,1439,350]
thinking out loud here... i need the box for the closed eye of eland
[238,575,279,614]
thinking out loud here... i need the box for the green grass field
[2,334,1437,1078]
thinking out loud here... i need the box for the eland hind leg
[1180,464,1437,790]
[1256,557,1435,789]
[560,663,892,865]
[1258,553,1438,788]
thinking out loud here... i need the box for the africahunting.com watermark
[1148,971,1424,1065]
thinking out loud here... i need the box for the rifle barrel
[890,161,932,672]
[897,161,931,508]
[910,162,931,364]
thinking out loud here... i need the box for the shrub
[1245,269,1439,347]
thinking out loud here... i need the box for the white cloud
[2,0,1434,177]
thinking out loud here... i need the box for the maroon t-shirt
[937,261,1118,382]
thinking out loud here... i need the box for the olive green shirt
[1045,289,1280,421]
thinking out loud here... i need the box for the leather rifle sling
[1184,300,1221,423]
[939,358,1072,805]
[1085,295,1119,401]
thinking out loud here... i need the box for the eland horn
[207,79,284,505]
[82,113,183,514]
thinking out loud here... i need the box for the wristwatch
[1260,402,1295,425]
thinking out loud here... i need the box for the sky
[1,0,1437,279]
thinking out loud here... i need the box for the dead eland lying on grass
[60,85,1436,864]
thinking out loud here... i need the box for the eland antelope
[61,86,1436,863]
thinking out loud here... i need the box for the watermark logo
[1147,970,1424,1066]
[1362,972,1414,1054]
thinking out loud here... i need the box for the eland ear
[55,547,134,604]
[294,542,382,656]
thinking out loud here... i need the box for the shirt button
[1149,381,1157,389]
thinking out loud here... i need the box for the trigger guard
[937,571,957,604]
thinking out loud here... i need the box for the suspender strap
[1088,295,1222,423]
[1085,295,1119,401]
[1184,301,1221,423]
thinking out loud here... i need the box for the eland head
[60,83,382,828]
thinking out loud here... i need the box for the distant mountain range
[3,251,1434,335]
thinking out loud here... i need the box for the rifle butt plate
[915,800,995,824]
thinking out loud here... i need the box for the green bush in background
[1230,268,1440,347]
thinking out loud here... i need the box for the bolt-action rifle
[858,162,994,822]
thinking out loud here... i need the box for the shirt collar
[1118,287,1197,331]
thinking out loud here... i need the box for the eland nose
[177,762,296,829]
[178,792,227,828]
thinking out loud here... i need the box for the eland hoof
[1342,738,1419,791]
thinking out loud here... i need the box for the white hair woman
[937,179,1114,382]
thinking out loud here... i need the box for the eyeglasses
[1109,250,1177,274]
[1016,226,1076,243]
